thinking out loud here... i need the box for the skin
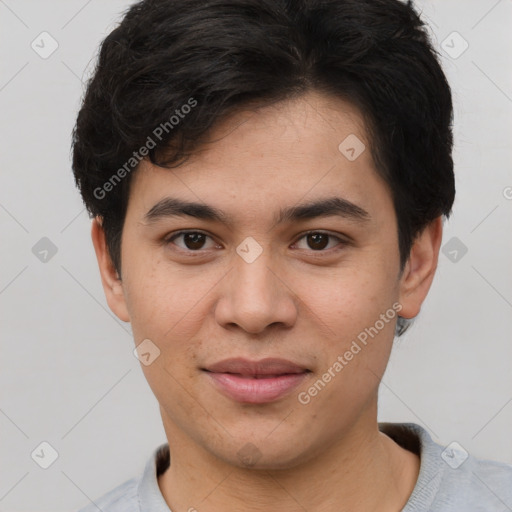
[92,90,442,511]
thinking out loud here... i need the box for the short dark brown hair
[71,0,455,278]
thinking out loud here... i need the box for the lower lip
[205,372,308,404]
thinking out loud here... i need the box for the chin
[214,436,315,471]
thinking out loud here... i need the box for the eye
[293,231,345,251]
[165,230,347,254]
[166,231,219,251]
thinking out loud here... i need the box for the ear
[398,217,443,319]
[91,217,130,322]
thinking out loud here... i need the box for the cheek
[296,265,398,340]
[124,263,207,411]
[294,263,399,397]
[122,252,219,368]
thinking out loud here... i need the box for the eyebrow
[143,196,370,226]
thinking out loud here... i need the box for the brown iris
[182,233,207,250]
[306,233,329,250]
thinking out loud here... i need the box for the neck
[157,412,419,512]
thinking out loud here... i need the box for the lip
[203,357,310,404]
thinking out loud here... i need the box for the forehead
[184,91,370,168]
[127,91,392,225]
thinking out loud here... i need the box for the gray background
[1,0,511,510]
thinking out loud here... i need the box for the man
[72,0,512,510]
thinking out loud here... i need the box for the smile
[202,357,311,404]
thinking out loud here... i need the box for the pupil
[184,233,205,250]
[308,233,328,250]
[182,233,329,251]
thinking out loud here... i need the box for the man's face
[115,91,406,468]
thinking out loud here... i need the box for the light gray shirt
[77,422,512,511]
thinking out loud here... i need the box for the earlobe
[91,218,131,323]
[398,217,443,319]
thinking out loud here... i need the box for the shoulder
[75,443,170,512]
[380,422,512,511]
[456,455,512,505]
[417,424,512,504]
[429,452,512,511]
[76,477,139,512]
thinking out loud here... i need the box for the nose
[214,250,298,335]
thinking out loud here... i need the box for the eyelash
[164,230,348,255]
